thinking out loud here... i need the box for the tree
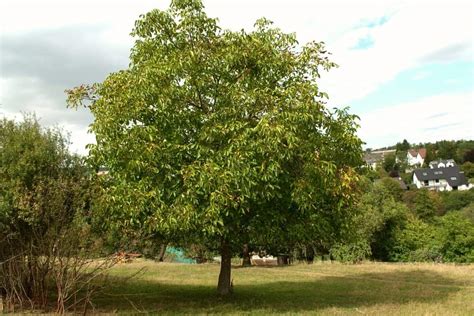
[379,177,404,201]
[396,139,410,152]
[463,149,474,163]
[436,212,474,263]
[412,189,437,220]
[67,0,363,295]
[382,153,397,172]
[440,189,474,212]
[436,140,457,160]
[461,162,474,178]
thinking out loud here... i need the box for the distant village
[364,143,473,192]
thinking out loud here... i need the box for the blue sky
[350,60,474,112]
[1,0,473,154]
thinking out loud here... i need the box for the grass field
[93,260,474,315]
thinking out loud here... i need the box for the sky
[1,0,473,155]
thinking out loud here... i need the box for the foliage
[419,140,474,164]
[436,140,458,160]
[329,241,371,263]
[182,244,217,263]
[0,116,112,313]
[412,189,437,220]
[388,216,441,262]
[436,212,474,263]
[464,148,474,163]
[66,0,363,294]
[399,141,410,152]
[395,139,410,152]
[440,189,474,212]
[459,202,474,223]
[347,182,409,261]
[461,161,474,178]
[388,212,474,263]
[382,153,397,172]
[378,177,404,201]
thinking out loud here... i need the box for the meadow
[93,260,474,315]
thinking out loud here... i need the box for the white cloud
[63,123,96,155]
[319,0,474,106]
[359,91,474,149]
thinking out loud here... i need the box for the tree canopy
[67,0,364,295]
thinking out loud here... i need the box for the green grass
[92,260,474,315]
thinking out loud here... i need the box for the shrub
[0,116,114,313]
[330,241,372,263]
[388,217,442,262]
[440,189,474,212]
[436,212,474,263]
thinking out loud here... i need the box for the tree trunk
[242,244,251,267]
[217,239,232,296]
[277,254,289,265]
[158,243,167,262]
[305,245,315,264]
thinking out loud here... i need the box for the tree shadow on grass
[94,269,467,314]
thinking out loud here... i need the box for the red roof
[408,148,426,158]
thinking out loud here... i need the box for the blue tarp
[166,247,196,263]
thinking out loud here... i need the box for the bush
[461,162,474,178]
[436,212,474,263]
[440,189,474,212]
[388,217,442,262]
[387,212,474,263]
[0,116,113,313]
[379,177,404,201]
[460,202,474,223]
[330,241,372,263]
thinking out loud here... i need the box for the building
[364,149,396,169]
[407,148,426,167]
[429,159,455,169]
[413,165,472,191]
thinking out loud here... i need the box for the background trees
[337,173,474,264]
[67,0,364,295]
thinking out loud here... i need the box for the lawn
[93,260,474,315]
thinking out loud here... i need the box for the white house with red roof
[407,148,426,167]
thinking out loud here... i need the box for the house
[407,148,426,167]
[413,165,472,191]
[364,149,396,169]
[429,159,455,169]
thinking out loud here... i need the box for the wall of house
[459,183,474,191]
[413,174,423,189]
[407,153,424,166]
[412,174,451,191]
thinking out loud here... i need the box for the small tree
[67,0,363,295]
[382,153,397,172]
[413,189,437,220]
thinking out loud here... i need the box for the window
[424,180,429,185]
